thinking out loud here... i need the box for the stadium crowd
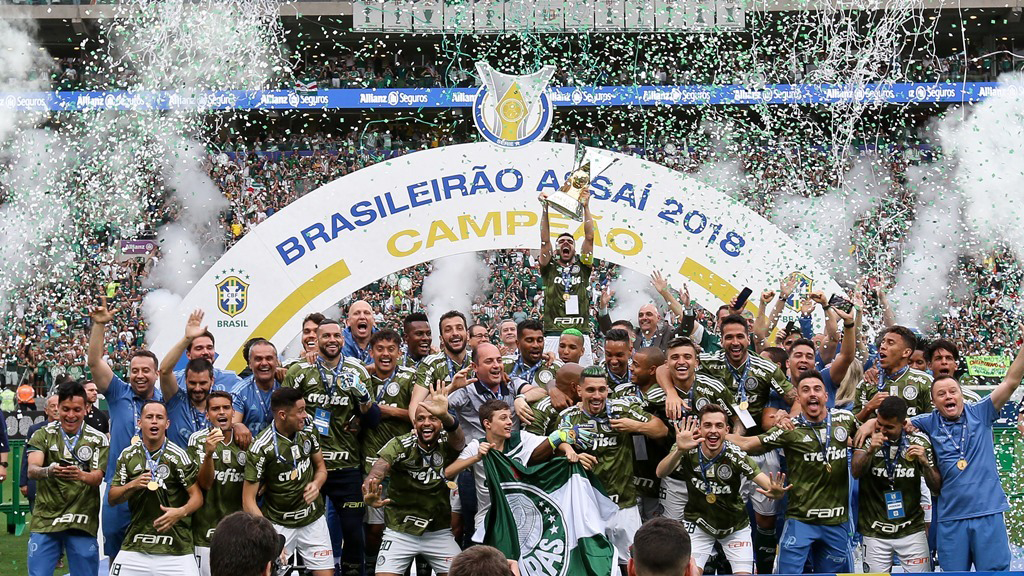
[3,188,1022,576]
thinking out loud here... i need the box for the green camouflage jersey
[857,431,934,538]
[757,409,858,525]
[27,422,108,536]
[376,432,461,536]
[541,253,593,334]
[503,355,559,390]
[630,385,670,500]
[559,398,655,509]
[700,351,792,435]
[398,353,428,372]
[854,367,933,418]
[525,396,563,436]
[113,440,197,555]
[245,425,324,528]
[283,357,371,470]
[666,442,761,536]
[186,429,245,547]
[362,367,415,473]
[659,374,737,426]
[414,351,472,390]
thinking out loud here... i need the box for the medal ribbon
[444,353,470,382]
[272,423,297,471]
[375,370,397,403]
[698,442,728,496]
[510,358,542,384]
[878,365,910,392]
[316,357,345,397]
[143,440,166,481]
[938,416,969,464]
[726,356,751,406]
[797,412,833,469]
[882,434,907,489]
[561,265,573,296]
[60,425,84,460]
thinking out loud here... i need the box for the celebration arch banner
[150,142,843,371]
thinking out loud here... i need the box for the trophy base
[544,193,584,221]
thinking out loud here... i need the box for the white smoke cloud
[771,155,887,285]
[421,253,490,345]
[942,72,1024,263]
[889,163,964,329]
[608,268,660,324]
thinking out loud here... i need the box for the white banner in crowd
[150,142,840,371]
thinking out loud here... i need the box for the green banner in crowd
[966,355,1012,378]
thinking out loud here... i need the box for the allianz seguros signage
[149,140,842,371]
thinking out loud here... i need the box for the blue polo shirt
[912,397,1008,521]
[104,375,163,482]
[342,327,374,365]
[165,382,210,448]
[174,366,240,392]
[231,376,279,438]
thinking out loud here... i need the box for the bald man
[343,300,376,364]
[527,363,583,435]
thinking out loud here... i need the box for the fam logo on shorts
[473,62,556,148]
[214,271,250,318]
[503,483,568,575]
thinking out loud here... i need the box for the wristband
[843,322,855,329]
[0,461,7,467]
[443,418,459,433]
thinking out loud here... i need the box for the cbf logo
[473,62,555,148]
[502,483,568,575]
[784,272,813,312]
[215,272,250,318]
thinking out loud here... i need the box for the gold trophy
[542,141,592,221]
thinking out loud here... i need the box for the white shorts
[450,484,461,514]
[544,335,594,368]
[377,528,461,574]
[660,476,690,522]
[606,506,642,566]
[194,546,210,576]
[687,523,754,573]
[920,476,932,523]
[274,515,335,571]
[742,450,782,516]
[864,531,931,572]
[110,551,200,576]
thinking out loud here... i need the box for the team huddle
[21,190,1024,576]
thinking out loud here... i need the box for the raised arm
[652,271,684,320]
[580,188,594,257]
[851,426,883,479]
[827,304,858,384]
[159,309,209,401]
[539,194,553,268]
[87,297,116,392]
[991,328,1024,410]
[752,289,776,344]
[725,432,766,454]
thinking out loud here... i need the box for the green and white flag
[483,451,618,576]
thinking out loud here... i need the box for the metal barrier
[0,440,30,535]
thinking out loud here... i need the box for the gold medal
[957,459,967,470]
[706,493,716,504]
[290,469,299,481]
[824,462,832,473]
[131,435,141,446]
[446,481,458,491]
[147,481,159,491]
[738,401,749,411]
[563,293,571,301]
